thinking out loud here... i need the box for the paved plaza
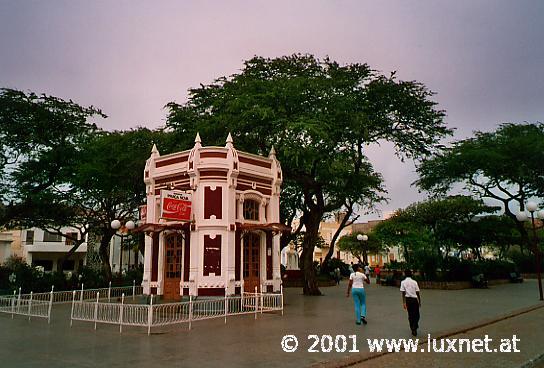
[0,280,542,368]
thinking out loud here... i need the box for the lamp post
[357,234,369,265]
[516,201,544,301]
[111,220,135,274]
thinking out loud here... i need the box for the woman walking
[346,265,370,325]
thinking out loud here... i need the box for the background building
[20,227,87,272]
[0,230,22,263]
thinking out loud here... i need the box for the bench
[509,272,524,283]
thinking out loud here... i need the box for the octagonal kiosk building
[139,133,286,300]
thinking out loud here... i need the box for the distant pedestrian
[364,263,371,278]
[348,262,354,274]
[346,265,370,325]
[400,269,421,336]
[334,267,341,285]
[374,265,381,284]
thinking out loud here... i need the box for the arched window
[243,199,259,221]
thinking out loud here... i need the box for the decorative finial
[269,145,276,157]
[150,143,160,157]
[226,132,233,144]
[195,132,201,144]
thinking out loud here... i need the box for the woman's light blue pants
[352,288,367,323]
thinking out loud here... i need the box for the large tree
[374,196,499,259]
[0,88,102,208]
[0,88,102,258]
[70,128,177,279]
[416,123,544,253]
[166,54,450,295]
[337,232,385,264]
[0,88,178,278]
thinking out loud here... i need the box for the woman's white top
[350,271,367,289]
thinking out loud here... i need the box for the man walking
[400,269,421,336]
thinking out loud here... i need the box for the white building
[21,227,87,272]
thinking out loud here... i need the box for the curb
[519,352,544,368]
[310,302,544,368]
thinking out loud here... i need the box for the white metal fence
[0,281,143,322]
[71,286,284,335]
[0,291,53,322]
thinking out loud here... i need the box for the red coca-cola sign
[160,190,192,221]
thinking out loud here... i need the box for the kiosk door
[243,232,261,292]
[163,233,183,300]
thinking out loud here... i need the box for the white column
[189,230,199,295]
[157,233,165,295]
[143,234,152,294]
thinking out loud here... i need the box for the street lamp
[111,220,136,274]
[357,234,369,264]
[517,201,544,301]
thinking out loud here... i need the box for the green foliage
[337,233,385,261]
[0,88,104,206]
[416,122,544,217]
[373,196,502,264]
[508,249,544,273]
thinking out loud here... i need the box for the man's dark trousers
[406,297,420,331]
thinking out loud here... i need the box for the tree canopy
[0,88,178,278]
[337,233,385,264]
[166,54,451,294]
[416,122,544,250]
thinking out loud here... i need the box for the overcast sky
[1,1,543,220]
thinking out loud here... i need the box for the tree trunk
[300,213,323,296]
[99,228,115,281]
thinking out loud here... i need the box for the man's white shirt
[400,277,420,298]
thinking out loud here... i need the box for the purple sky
[1,1,543,220]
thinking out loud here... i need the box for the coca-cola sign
[160,190,192,221]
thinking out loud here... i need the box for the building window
[204,235,221,276]
[243,200,259,221]
[25,230,34,245]
[43,231,62,242]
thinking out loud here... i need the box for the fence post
[188,294,193,330]
[254,286,257,320]
[241,289,244,312]
[147,295,153,336]
[108,281,112,302]
[224,286,227,324]
[80,283,84,302]
[70,290,76,327]
[133,280,136,301]
[119,293,125,333]
[48,288,53,324]
[94,292,99,330]
[28,291,33,321]
[260,284,263,314]
[280,284,284,316]
[51,285,55,302]
[11,290,16,319]
[17,287,21,314]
